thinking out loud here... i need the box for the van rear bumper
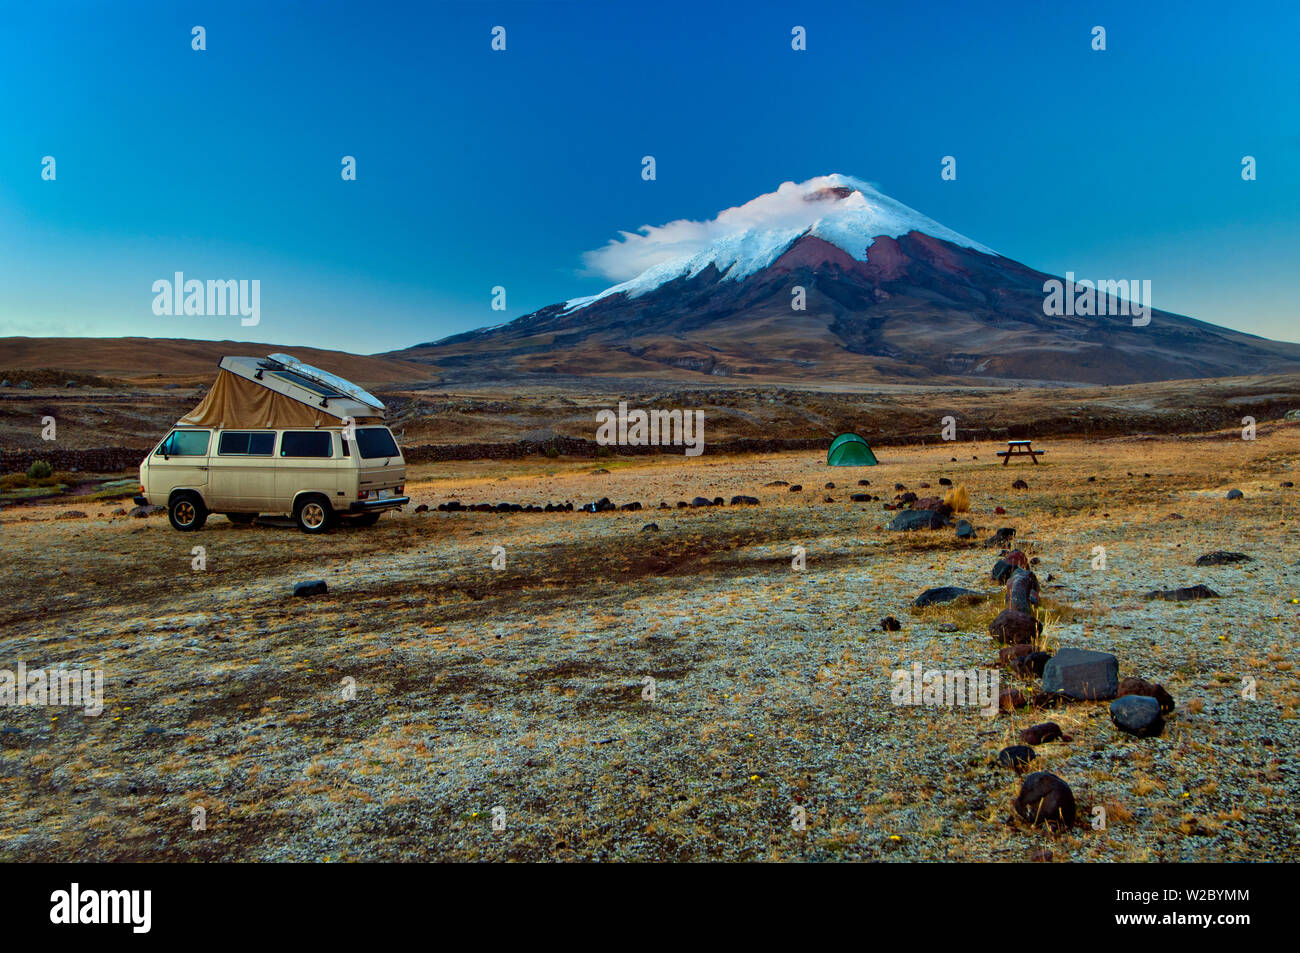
[349,496,409,513]
[133,495,149,506]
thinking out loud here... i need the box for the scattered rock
[1005,568,1040,615]
[1118,677,1175,713]
[1012,479,1028,490]
[56,510,89,520]
[788,484,802,493]
[857,479,871,486]
[764,480,789,487]
[880,616,901,632]
[984,526,1015,547]
[1194,551,1251,566]
[850,493,870,502]
[937,622,958,633]
[1014,772,1076,828]
[955,519,974,539]
[1110,695,1165,737]
[887,509,949,531]
[1225,488,1244,500]
[998,644,1037,665]
[1011,651,1051,677]
[994,505,1006,514]
[824,482,835,489]
[293,580,329,597]
[1020,722,1066,745]
[999,688,1028,711]
[129,504,165,518]
[912,586,983,608]
[1144,584,1220,601]
[989,608,1040,645]
[729,495,759,506]
[414,503,429,513]
[690,497,712,508]
[1042,647,1119,700]
[997,745,1036,770]
[641,523,659,532]
[990,559,1016,583]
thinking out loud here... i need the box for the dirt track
[1,432,1298,860]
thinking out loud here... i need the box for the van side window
[156,430,210,456]
[279,431,333,458]
[218,431,275,455]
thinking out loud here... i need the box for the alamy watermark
[595,401,704,456]
[890,662,999,718]
[1043,273,1151,326]
[1,661,103,716]
[151,272,260,326]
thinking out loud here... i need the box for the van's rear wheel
[169,493,208,531]
[294,495,335,534]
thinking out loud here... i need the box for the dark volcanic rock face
[394,232,1300,385]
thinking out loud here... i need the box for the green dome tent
[827,432,878,467]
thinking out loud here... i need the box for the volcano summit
[396,175,1300,385]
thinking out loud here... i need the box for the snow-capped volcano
[395,176,1300,385]
[566,174,996,312]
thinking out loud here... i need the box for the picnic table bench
[997,439,1045,465]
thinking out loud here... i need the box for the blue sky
[2,0,1297,353]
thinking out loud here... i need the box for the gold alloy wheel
[301,502,327,529]
[175,501,196,525]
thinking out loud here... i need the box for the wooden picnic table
[997,439,1045,465]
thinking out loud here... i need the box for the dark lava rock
[955,519,974,539]
[1019,722,1065,745]
[1226,488,1244,500]
[1118,677,1175,713]
[984,526,1016,548]
[414,503,429,513]
[1144,584,1221,601]
[676,501,689,508]
[938,477,953,486]
[994,505,1007,514]
[898,491,918,504]
[894,483,906,491]
[619,501,643,511]
[850,493,869,502]
[690,497,712,508]
[1110,695,1165,737]
[825,482,835,489]
[1005,568,1040,614]
[989,608,1040,645]
[880,616,901,632]
[1282,481,1295,488]
[57,510,88,520]
[1042,647,1119,700]
[857,479,871,486]
[999,688,1029,711]
[1012,651,1052,677]
[765,480,789,487]
[998,745,1036,771]
[912,586,983,608]
[788,484,802,492]
[130,504,165,518]
[293,580,328,597]
[991,559,1016,583]
[998,644,1036,665]
[641,523,659,532]
[1194,551,1251,566]
[1012,479,1029,490]
[887,509,949,532]
[729,495,759,505]
[1014,772,1076,828]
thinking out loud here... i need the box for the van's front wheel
[169,493,208,531]
[294,495,335,534]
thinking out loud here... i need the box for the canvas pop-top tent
[827,432,878,467]
[178,354,387,430]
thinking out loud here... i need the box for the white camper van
[135,354,408,533]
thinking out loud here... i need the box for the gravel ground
[1,429,1297,861]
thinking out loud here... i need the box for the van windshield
[355,427,400,459]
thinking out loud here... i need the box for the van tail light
[138,485,145,494]
[396,485,404,494]
[358,490,369,500]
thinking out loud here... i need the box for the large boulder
[888,509,948,531]
[1194,551,1251,566]
[997,745,1036,771]
[1110,695,1165,737]
[1014,772,1076,828]
[912,586,983,608]
[1042,647,1119,700]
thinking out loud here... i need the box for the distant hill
[0,336,437,386]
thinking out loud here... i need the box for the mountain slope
[395,175,1300,385]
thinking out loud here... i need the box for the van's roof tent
[177,354,387,430]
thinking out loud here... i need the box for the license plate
[375,489,388,500]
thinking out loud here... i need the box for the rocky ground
[1,428,1297,861]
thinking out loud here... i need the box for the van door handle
[196,466,208,470]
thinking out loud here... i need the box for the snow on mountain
[564,174,996,313]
